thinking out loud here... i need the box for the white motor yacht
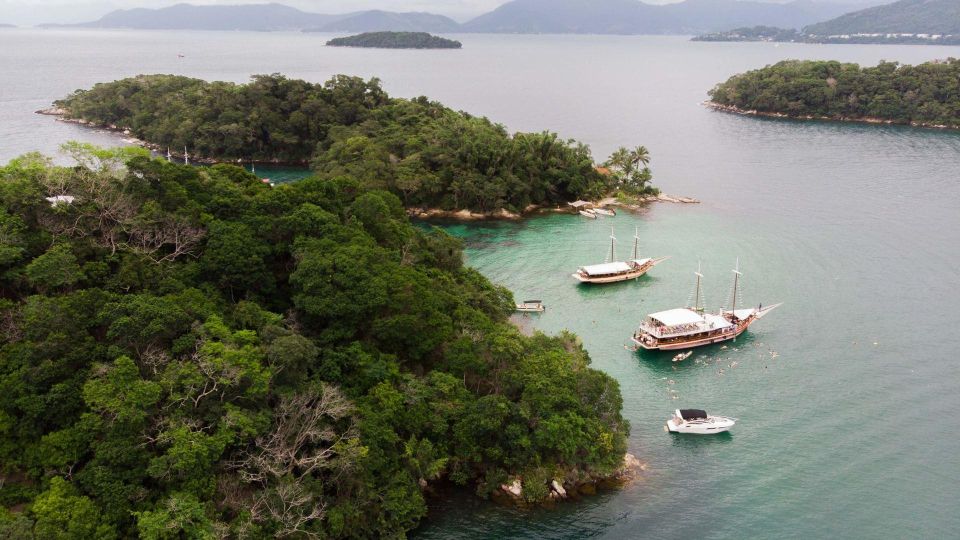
[666,409,736,434]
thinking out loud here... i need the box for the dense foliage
[56,74,653,213]
[804,0,960,35]
[326,31,461,49]
[709,59,960,127]
[0,146,628,538]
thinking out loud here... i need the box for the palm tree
[632,145,650,169]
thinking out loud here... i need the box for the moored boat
[579,209,598,219]
[666,409,736,434]
[572,227,668,284]
[631,260,780,350]
[593,207,616,217]
[515,300,545,313]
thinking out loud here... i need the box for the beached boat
[579,209,598,219]
[666,409,736,434]
[631,260,780,350]
[593,207,616,217]
[572,227,667,284]
[515,300,545,313]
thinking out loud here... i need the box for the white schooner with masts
[631,260,781,350]
[572,227,668,284]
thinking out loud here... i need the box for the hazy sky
[0,0,873,25]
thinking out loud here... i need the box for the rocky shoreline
[408,194,700,222]
[490,452,646,507]
[704,101,960,131]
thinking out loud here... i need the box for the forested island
[708,59,960,129]
[325,31,462,49]
[50,74,656,215]
[0,144,634,537]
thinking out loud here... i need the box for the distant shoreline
[703,101,960,131]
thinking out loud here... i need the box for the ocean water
[1,28,959,539]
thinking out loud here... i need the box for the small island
[707,58,960,130]
[326,31,461,49]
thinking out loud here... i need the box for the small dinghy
[672,351,693,362]
[579,209,597,219]
[593,207,616,217]
[515,300,545,313]
[666,409,736,435]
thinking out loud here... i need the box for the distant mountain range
[305,11,460,34]
[41,0,892,35]
[804,0,960,35]
[463,0,873,34]
[695,0,960,44]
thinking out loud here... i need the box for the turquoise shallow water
[2,28,959,538]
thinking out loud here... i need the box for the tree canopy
[55,74,646,212]
[326,32,462,49]
[0,146,628,538]
[709,58,960,128]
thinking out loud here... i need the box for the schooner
[631,260,780,350]
[572,227,668,284]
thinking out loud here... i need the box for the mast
[632,226,640,260]
[606,227,617,263]
[694,260,704,313]
[730,257,741,317]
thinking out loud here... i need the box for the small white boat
[515,300,545,313]
[593,207,616,217]
[579,209,597,219]
[666,409,736,435]
[672,351,693,362]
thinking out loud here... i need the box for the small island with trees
[326,31,462,49]
[47,74,659,217]
[707,58,960,130]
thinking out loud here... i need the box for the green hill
[805,0,960,35]
[709,58,960,128]
[326,31,461,49]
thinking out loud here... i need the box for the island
[707,59,960,130]
[325,31,462,49]
[47,74,658,217]
[0,23,16,28]
[0,142,639,537]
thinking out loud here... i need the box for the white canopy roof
[580,262,631,276]
[729,308,757,320]
[631,258,651,266]
[649,308,705,326]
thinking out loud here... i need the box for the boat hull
[634,324,747,351]
[572,257,668,284]
[666,417,735,434]
[632,303,780,351]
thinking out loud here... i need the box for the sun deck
[639,308,734,339]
